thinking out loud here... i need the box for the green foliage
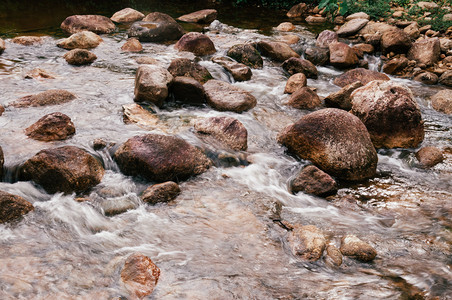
[228,0,311,9]
[392,0,411,7]
[418,7,452,31]
[346,0,392,19]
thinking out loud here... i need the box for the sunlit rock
[121,253,160,299]
[203,80,256,113]
[324,81,363,111]
[257,40,299,62]
[291,165,338,197]
[287,87,321,109]
[333,68,389,87]
[328,42,359,69]
[25,112,75,142]
[178,9,217,24]
[415,146,444,168]
[167,58,213,84]
[288,225,326,261]
[340,235,377,262]
[111,8,144,23]
[431,89,452,114]
[11,36,42,46]
[128,12,184,42]
[0,190,34,224]
[134,65,173,107]
[10,90,76,108]
[121,38,143,52]
[63,48,97,65]
[141,181,181,204]
[282,57,318,78]
[212,56,252,81]
[61,15,115,34]
[227,43,263,69]
[174,32,216,56]
[57,31,103,49]
[284,73,307,94]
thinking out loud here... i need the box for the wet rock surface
[324,81,363,111]
[57,31,103,49]
[11,36,43,46]
[174,32,216,56]
[10,90,76,108]
[431,89,452,114]
[227,44,263,69]
[0,38,5,54]
[134,65,173,107]
[61,15,115,34]
[167,58,213,83]
[287,87,321,109]
[291,165,338,197]
[257,40,299,62]
[121,253,160,299]
[334,68,390,87]
[212,56,252,81]
[415,146,444,168]
[288,225,326,261]
[340,235,377,262]
[284,73,307,94]
[328,42,359,69]
[141,181,181,204]
[121,38,143,52]
[170,76,207,105]
[63,49,97,65]
[128,12,184,42]
[25,112,75,142]
[178,9,217,24]
[0,190,34,224]
[203,79,257,113]
[282,57,318,78]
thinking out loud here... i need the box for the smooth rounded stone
[340,235,377,262]
[337,18,369,37]
[284,73,307,94]
[333,68,390,87]
[382,57,409,75]
[141,181,180,204]
[351,81,424,149]
[63,49,97,65]
[227,44,263,69]
[328,42,359,69]
[10,89,76,108]
[25,68,56,80]
[114,134,211,182]
[177,9,217,24]
[212,56,252,81]
[346,12,370,21]
[11,36,43,46]
[57,31,102,49]
[20,146,105,194]
[381,27,412,54]
[417,1,438,10]
[304,47,329,66]
[276,22,295,32]
[278,34,300,45]
[282,57,318,79]
[316,30,338,49]
[0,190,34,224]
[0,38,5,54]
[363,33,383,47]
[174,32,216,56]
[101,198,138,216]
[203,79,257,113]
[61,15,115,34]
[25,112,75,142]
[439,70,452,87]
[291,165,338,197]
[170,76,207,105]
[128,12,184,42]
[111,8,144,23]
[430,89,452,114]
[93,138,107,150]
[194,116,248,151]
[286,3,308,18]
[257,40,299,62]
[444,14,452,22]
[353,43,374,54]
[135,57,157,64]
[121,38,142,52]
[278,108,378,181]
[415,146,444,168]
[414,72,438,85]
[288,225,326,261]
[134,65,173,107]
[306,16,326,24]
[324,81,363,111]
[121,253,160,299]
[167,58,213,84]
[408,38,441,67]
[419,24,432,33]
[0,146,3,178]
[359,21,395,36]
[122,103,159,129]
[404,22,420,40]
[439,38,452,53]
[325,244,342,267]
[288,87,321,109]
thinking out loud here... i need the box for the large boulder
[291,165,338,197]
[0,191,34,224]
[121,253,160,299]
[408,38,440,66]
[288,225,326,261]
[351,80,424,148]
[333,68,389,87]
[304,47,329,66]
[178,9,217,24]
[227,44,263,69]
[174,32,216,56]
[439,70,452,87]
[141,181,181,204]
[346,12,370,20]
[212,56,252,82]
[203,80,257,113]
[194,116,248,151]
[63,49,97,65]
[340,235,377,262]
[170,76,207,105]
[316,30,338,48]
[10,90,76,108]
[287,87,321,109]
[57,31,103,49]
[381,27,412,54]
[415,146,444,168]
[286,3,308,18]
[128,12,184,42]
[121,38,143,52]
[328,42,359,69]
[324,81,363,111]
[257,40,299,62]
[278,108,378,181]
[20,146,105,194]
[167,58,213,84]
[431,89,452,114]
[61,15,115,34]
[282,57,318,79]
[134,65,173,107]
[111,8,144,23]
[25,112,75,142]
[284,73,307,94]
[337,18,369,37]
[114,134,211,182]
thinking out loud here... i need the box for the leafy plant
[318,0,349,17]
[346,0,392,20]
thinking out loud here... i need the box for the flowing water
[0,1,451,299]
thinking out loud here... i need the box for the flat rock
[333,68,389,87]
[227,44,263,69]
[10,90,76,108]
[346,12,370,21]
[288,225,326,261]
[204,79,257,113]
[306,16,326,24]
[178,9,217,24]
[134,65,173,107]
[415,146,444,168]
[257,40,299,62]
[61,15,115,34]
[284,73,307,94]
[121,38,143,52]
[324,81,363,111]
[122,103,159,129]
[25,112,75,142]
[111,8,144,23]
[291,165,338,197]
[174,32,216,56]
[170,76,207,105]
[340,235,377,262]
[63,49,97,65]
[431,89,452,114]
[57,31,102,49]
[337,18,369,37]
[0,190,34,224]
[11,36,43,46]
[141,181,181,204]
[282,57,318,78]
[167,58,213,84]
[287,87,321,109]
[212,56,252,81]
[121,253,160,299]
[128,12,184,42]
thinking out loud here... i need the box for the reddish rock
[306,16,326,24]
[170,76,207,105]
[278,108,377,181]
[353,43,374,54]
[282,57,318,78]
[227,44,263,69]
[415,146,444,168]
[111,8,144,23]
[257,40,299,62]
[414,72,438,85]
[57,31,103,49]
[122,103,159,129]
[316,30,338,48]
[0,105,4,116]
[431,89,452,114]
[212,56,252,82]
[20,146,105,194]
[0,191,34,224]
[167,58,213,84]
[114,134,211,182]
[288,87,321,109]
[134,65,173,107]
[340,235,377,262]
[128,12,184,42]
[25,112,75,142]
[287,3,308,18]
[204,80,257,113]
[61,15,115,34]
[324,81,363,111]
[328,42,359,69]
[381,27,412,54]
[404,22,420,39]
[278,34,300,45]
[174,32,216,56]
[346,12,370,20]
[288,225,326,261]
[178,9,217,24]
[121,38,143,52]
[333,68,390,87]
[284,73,307,94]
[291,165,338,197]
[11,36,42,46]
[63,49,97,65]
[10,90,76,108]
[382,57,409,75]
[141,181,181,204]
[194,116,248,151]
[276,22,295,32]
[408,38,441,67]
[304,47,329,66]
[439,70,452,87]
[121,253,160,299]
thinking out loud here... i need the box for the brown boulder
[288,87,321,109]
[63,49,97,65]
[194,116,248,151]
[439,70,452,87]
[316,30,338,49]
[284,73,307,94]
[431,89,452,114]
[121,253,160,299]
[353,43,374,54]
[381,27,412,54]
[278,108,377,181]
[20,146,104,194]
[276,22,295,32]
[333,68,390,87]
[337,18,369,37]
[121,38,143,52]
[10,90,76,108]
[287,3,308,18]
[288,225,326,261]
[134,65,173,107]
[128,13,184,42]
[306,16,326,24]
[111,8,144,23]
[403,22,420,39]
[408,38,440,66]
[282,57,318,78]
[291,165,338,197]
[178,9,217,24]
[114,134,211,182]
[325,244,343,267]
[278,34,300,45]
[61,15,115,34]
[328,42,359,69]
[25,112,75,142]
[340,235,377,262]
[167,58,213,84]
[11,36,42,46]
[227,44,263,69]
[204,80,257,113]
[212,56,252,82]
[257,40,299,62]
[324,81,363,111]
[170,76,207,105]
[141,181,181,204]
[415,146,444,168]
[174,32,216,56]
[351,80,424,148]
[304,47,329,66]
[57,31,103,49]
[0,191,34,224]
[413,72,438,85]
[382,57,409,75]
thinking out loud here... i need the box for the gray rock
[134,65,173,107]
[204,80,257,113]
